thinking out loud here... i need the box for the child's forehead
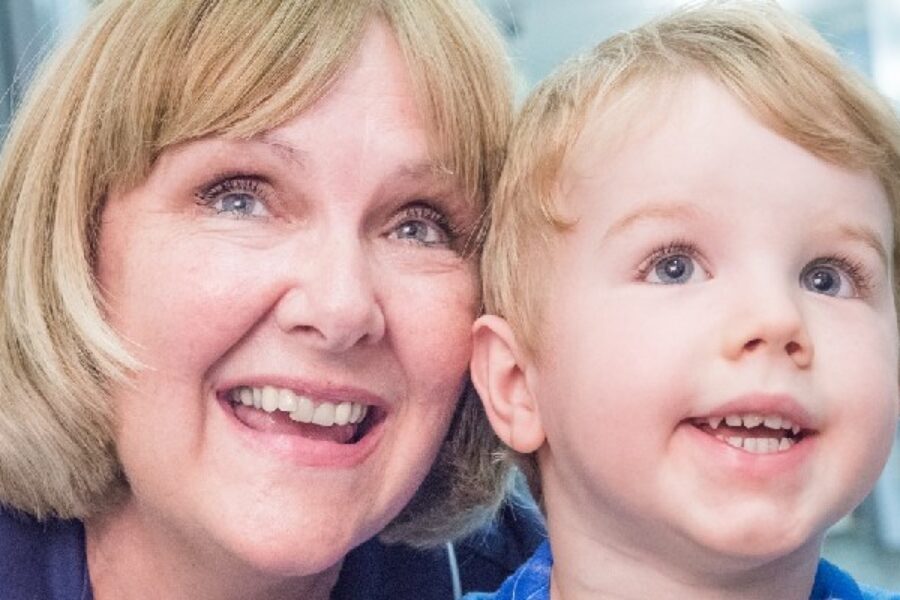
[559,73,704,196]
[556,73,892,246]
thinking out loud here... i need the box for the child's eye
[800,256,870,298]
[639,242,709,285]
[195,176,272,218]
[387,203,456,248]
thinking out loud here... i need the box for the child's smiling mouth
[689,413,811,454]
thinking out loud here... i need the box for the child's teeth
[763,415,782,429]
[725,415,742,427]
[721,435,795,454]
[742,414,763,428]
[713,413,802,436]
[252,388,262,409]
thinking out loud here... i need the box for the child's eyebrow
[602,203,890,269]
[602,201,702,242]
[824,224,890,269]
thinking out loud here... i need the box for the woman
[0,1,537,598]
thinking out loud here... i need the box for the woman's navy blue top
[0,504,544,599]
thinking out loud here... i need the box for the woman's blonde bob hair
[0,0,512,546]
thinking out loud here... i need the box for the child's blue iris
[803,266,840,296]
[655,255,694,284]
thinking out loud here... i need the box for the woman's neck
[85,500,340,600]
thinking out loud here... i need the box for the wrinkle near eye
[194,175,278,220]
[388,204,452,247]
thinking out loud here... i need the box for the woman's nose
[273,242,386,353]
[720,285,814,369]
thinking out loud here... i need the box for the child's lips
[689,417,808,454]
[684,393,818,455]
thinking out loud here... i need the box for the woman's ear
[470,315,545,453]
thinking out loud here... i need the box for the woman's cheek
[387,266,478,375]
[100,235,276,372]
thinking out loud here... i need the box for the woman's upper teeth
[706,414,801,435]
[232,386,368,426]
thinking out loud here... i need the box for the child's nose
[719,286,813,369]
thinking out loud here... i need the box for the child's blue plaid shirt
[463,541,900,600]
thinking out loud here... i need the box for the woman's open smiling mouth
[217,383,387,467]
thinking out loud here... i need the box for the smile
[224,385,380,446]
[691,413,809,454]
[232,386,369,426]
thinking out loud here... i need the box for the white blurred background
[1,0,899,589]
[481,0,900,103]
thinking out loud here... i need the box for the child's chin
[687,523,821,565]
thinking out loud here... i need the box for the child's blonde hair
[482,0,900,503]
[0,0,512,546]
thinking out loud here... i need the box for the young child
[468,1,900,599]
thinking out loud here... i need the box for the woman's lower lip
[679,421,815,477]
[217,396,384,468]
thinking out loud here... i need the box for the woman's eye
[214,192,267,217]
[388,204,454,247]
[641,244,708,285]
[196,177,272,218]
[394,220,447,244]
[800,259,866,298]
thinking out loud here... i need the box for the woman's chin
[228,536,352,579]
[213,485,388,570]
[188,510,376,585]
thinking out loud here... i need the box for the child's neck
[545,511,822,600]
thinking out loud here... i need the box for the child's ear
[470,315,545,453]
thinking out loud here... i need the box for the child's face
[533,75,899,563]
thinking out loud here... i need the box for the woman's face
[95,21,477,580]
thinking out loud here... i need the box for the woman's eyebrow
[368,160,461,200]
[242,137,452,186]
[254,133,309,169]
[394,160,457,183]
